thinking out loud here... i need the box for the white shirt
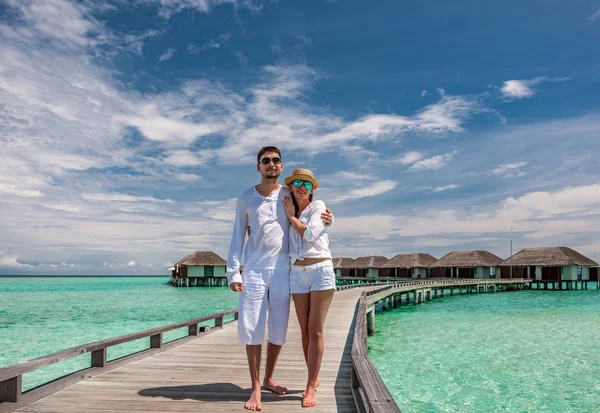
[226,185,290,285]
[289,200,332,263]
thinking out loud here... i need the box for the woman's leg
[292,293,311,366]
[303,288,335,407]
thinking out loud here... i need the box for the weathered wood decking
[10,287,376,413]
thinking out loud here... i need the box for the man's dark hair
[257,146,282,163]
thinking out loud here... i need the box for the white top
[289,200,332,263]
[226,185,290,285]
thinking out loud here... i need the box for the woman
[282,168,335,408]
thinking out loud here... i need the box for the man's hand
[230,282,244,292]
[321,208,333,226]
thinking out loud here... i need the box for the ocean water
[0,277,239,390]
[369,287,600,413]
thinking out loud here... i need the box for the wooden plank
[0,375,21,403]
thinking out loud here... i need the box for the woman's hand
[283,196,295,219]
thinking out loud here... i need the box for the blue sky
[1,0,600,274]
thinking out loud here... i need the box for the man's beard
[263,170,281,179]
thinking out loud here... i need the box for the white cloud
[0,250,89,269]
[118,94,230,145]
[159,47,176,61]
[194,198,238,221]
[589,9,600,21]
[500,77,569,99]
[122,29,163,56]
[175,173,202,182]
[408,151,457,171]
[491,162,528,177]
[127,260,136,267]
[163,150,206,167]
[208,65,497,163]
[328,180,398,204]
[187,44,201,54]
[81,193,175,203]
[143,0,262,18]
[330,214,397,240]
[5,0,103,48]
[0,184,44,198]
[188,33,231,53]
[0,254,32,268]
[398,151,424,165]
[328,184,600,260]
[501,80,535,99]
[421,90,428,97]
[432,184,460,192]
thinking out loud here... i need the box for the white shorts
[290,261,336,294]
[238,269,290,346]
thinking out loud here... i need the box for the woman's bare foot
[302,379,319,397]
[302,386,317,408]
[262,378,288,395]
[245,388,262,411]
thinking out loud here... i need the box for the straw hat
[283,168,320,190]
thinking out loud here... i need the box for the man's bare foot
[302,386,317,408]
[262,378,288,395]
[245,388,262,411]
[302,379,319,397]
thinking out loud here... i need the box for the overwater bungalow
[380,253,438,278]
[332,257,356,277]
[171,251,228,287]
[349,256,390,278]
[499,247,598,281]
[429,250,503,278]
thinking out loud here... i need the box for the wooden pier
[1,278,534,413]
[1,286,389,413]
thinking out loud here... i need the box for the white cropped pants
[237,268,290,346]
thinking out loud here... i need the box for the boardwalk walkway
[13,287,374,413]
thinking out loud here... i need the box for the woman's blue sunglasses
[292,180,313,190]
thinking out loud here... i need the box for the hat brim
[284,174,320,190]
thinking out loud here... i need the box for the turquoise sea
[0,277,238,391]
[369,287,600,413]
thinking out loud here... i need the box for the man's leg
[262,342,287,395]
[246,344,262,411]
[263,269,291,395]
[238,273,268,410]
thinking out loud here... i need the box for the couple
[226,146,336,411]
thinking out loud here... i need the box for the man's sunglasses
[293,180,313,190]
[260,157,282,165]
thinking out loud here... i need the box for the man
[227,146,333,411]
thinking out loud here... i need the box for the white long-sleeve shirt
[289,200,332,263]
[226,185,291,285]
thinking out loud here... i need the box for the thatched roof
[332,257,355,269]
[350,256,389,269]
[380,253,438,268]
[499,247,598,267]
[430,250,503,268]
[175,251,227,267]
